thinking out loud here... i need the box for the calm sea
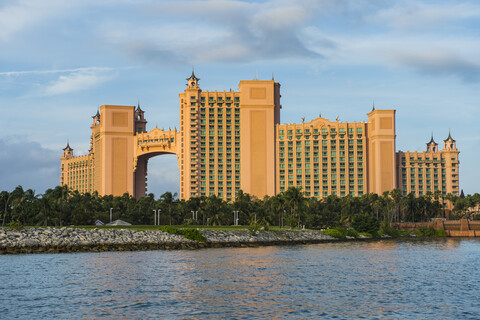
[1,238,479,319]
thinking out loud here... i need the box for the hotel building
[60,73,460,201]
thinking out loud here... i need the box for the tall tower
[178,71,202,199]
[96,105,136,196]
[239,80,281,198]
[367,109,396,194]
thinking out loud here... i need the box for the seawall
[392,218,480,237]
[0,227,336,254]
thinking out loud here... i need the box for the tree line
[1,185,479,228]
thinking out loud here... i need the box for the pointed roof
[187,69,199,81]
[92,109,100,119]
[427,134,437,145]
[444,130,455,142]
[135,102,143,113]
[460,189,465,198]
[63,141,73,151]
[372,100,375,112]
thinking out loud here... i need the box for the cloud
[392,51,480,83]
[0,0,71,42]
[373,1,480,30]
[42,68,117,95]
[0,138,59,194]
[101,0,327,65]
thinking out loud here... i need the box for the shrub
[378,221,400,237]
[416,226,446,237]
[7,221,23,230]
[323,228,346,239]
[323,227,358,239]
[159,226,206,242]
[352,214,380,235]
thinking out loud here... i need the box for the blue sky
[1,0,479,196]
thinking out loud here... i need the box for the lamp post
[191,210,198,223]
[153,209,161,225]
[233,210,239,226]
[110,208,113,223]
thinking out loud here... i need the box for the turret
[426,134,438,152]
[134,103,147,134]
[443,131,457,151]
[186,70,200,89]
[92,109,100,126]
[62,142,73,159]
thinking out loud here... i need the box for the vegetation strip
[1,186,479,230]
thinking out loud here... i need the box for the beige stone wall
[367,109,396,195]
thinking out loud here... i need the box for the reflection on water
[1,239,480,319]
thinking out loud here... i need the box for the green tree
[160,191,178,225]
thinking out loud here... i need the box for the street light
[191,210,198,223]
[153,209,161,225]
[110,208,113,223]
[233,210,239,226]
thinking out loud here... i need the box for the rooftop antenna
[272,73,275,81]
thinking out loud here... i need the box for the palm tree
[1,190,12,227]
[390,189,403,222]
[283,187,305,228]
[160,191,177,225]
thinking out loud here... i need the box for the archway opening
[139,153,179,199]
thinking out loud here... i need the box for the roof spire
[63,140,73,151]
[272,73,275,81]
[136,100,143,112]
[372,100,375,111]
[427,132,436,145]
[92,109,100,119]
[187,68,199,81]
[444,129,455,142]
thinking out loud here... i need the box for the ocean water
[1,238,479,319]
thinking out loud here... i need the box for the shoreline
[0,227,347,255]
[0,227,454,255]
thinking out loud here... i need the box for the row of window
[279,128,363,135]
[190,96,240,102]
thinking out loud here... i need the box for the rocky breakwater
[0,227,336,254]
[0,227,194,254]
[201,229,335,247]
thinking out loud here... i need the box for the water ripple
[1,239,479,319]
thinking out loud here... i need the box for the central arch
[134,152,178,197]
[133,127,179,198]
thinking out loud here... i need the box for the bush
[159,226,207,242]
[378,221,400,237]
[7,221,23,230]
[323,227,358,239]
[352,214,380,235]
[416,226,446,237]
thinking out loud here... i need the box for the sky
[1,0,479,197]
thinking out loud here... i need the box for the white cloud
[100,0,325,64]
[0,0,70,42]
[42,68,117,95]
